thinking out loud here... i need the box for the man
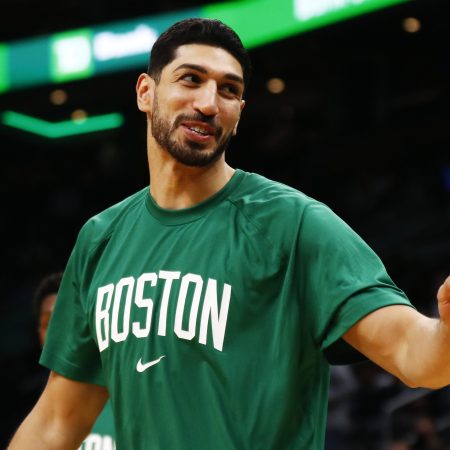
[8,18,450,450]
[33,273,116,450]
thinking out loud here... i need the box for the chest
[85,213,289,363]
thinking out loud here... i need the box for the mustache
[173,113,223,138]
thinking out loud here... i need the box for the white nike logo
[136,355,166,373]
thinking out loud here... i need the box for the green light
[1,110,124,138]
[1,0,410,94]
[50,29,94,82]
[203,0,409,48]
[0,44,9,93]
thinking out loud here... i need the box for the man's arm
[8,371,108,450]
[344,276,450,389]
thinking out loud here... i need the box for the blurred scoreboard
[0,0,408,94]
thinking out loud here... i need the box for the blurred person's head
[147,18,251,90]
[388,442,411,450]
[414,415,443,449]
[33,272,63,347]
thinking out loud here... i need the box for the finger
[437,276,450,304]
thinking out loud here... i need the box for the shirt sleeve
[40,224,105,386]
[299,202,414,363]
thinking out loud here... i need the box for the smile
[181,120,216,137]
[180,121,217,143]
[188,126,210,136]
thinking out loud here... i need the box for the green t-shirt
[41,169,412,450]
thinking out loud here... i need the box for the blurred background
[0,0,449,448]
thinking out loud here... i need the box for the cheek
[222,107,242,131]
[162,87,192,110]
[38,313,52,343]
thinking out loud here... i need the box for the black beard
[151,95,233,167]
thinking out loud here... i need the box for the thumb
[437,276,450,324]
[438,276,450,304]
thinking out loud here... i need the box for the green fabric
[41,169,412,450]
[80,400,115,449]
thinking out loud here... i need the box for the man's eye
[222,84,240,96]
[181,74,200,83]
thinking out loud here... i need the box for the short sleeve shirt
[41,169,413,450]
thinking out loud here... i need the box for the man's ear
[232,99,246,135]
[136,73,155,113]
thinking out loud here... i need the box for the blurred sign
[205,0,409,48]
[0,44,9,92]
[93,25,158,62]
[0,0,408,94]
[295,0,367,20]
[0,8,200,94]
[51,29,94,82]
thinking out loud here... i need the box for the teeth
[189,126,209,136]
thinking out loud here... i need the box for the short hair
[33,272,63,320]
[148,18,251,91]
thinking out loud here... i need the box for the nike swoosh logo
[136,355,166,373]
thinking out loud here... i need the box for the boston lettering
[95,271,232,352]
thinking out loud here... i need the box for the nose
[193,81,219,117]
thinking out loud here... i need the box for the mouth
[180,120,217,143]
[186,126,210,136]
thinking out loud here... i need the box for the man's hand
[437,276,450,326]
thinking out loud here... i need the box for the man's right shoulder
[76,187,148,248]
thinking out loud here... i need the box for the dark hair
[33,272,63,320]
[148,18,251,91]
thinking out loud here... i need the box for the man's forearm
[401,316,450,389]
[402,277,450,389]
[8,371,108,449]
[344,304,450,390]
[8,395,89,450]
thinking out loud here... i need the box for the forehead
[164,44,243,79]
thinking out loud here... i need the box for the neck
[148,141,235,210]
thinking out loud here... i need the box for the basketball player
[34,273,116,450]
[8,18,450,450]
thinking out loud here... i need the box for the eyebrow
[174,63,244,85]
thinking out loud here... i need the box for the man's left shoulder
[230,170,315,216]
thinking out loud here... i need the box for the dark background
[1,0,449,448]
